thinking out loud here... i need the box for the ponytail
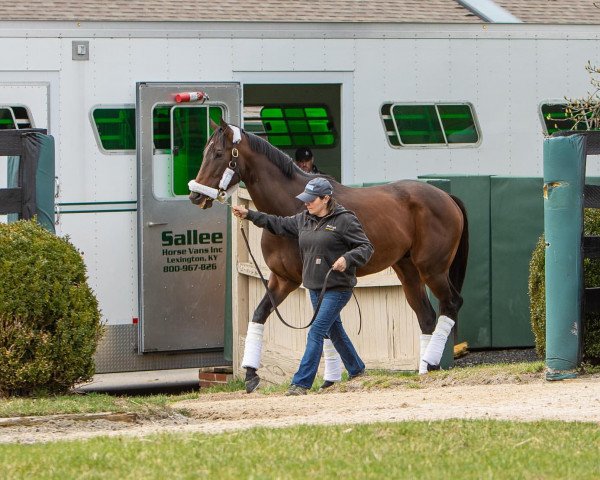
[325,196,338,215]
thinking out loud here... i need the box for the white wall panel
[129,39,171,83]
[25,38,61,71]
[288,39,327,71]
[353,40,388,183]
[231,38,263,72]
[259,39,299,71]
[196,39,233,79]
[505,41,540,175]
[0,39,27,70]
[89,39,132,101]
[58,39,88,203]
[0,83,48,129]
[60,212,137,326]
[445,39,479,101]
[412,40,453,99]
[168,38,203,80]
[322,39,355,71]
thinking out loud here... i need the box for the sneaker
[286,384,309,396]
[318,380,336,392]
[245,375,260,394]
[348,369,366,380]
[426,362,440,372]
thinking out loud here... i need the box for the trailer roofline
[0,21,599,40]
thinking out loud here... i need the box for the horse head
[188,118,245,209]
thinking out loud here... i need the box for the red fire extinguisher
[174,91,209,103]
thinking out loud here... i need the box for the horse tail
[449,194,469,294]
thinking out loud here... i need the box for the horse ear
[220,118,229,128]
[210,118,219,132]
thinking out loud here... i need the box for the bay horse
[189,120,468,392]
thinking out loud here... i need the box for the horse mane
[244,131,310,179]
[211,126,333,182]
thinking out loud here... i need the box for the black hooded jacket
[246,205,374,290]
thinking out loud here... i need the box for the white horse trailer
[1,7,599,372]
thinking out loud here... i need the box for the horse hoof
[245,375,260,393]
[426,363,440,372]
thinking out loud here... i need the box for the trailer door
[137,82,241,353]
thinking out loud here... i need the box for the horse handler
[233,177,374,395]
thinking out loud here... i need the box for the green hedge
[0,220,103,396]
[529,209,600,364]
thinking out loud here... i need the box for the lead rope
[225,197,361,333]
[239,222,329,330]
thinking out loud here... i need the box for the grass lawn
[0,380,244,419]
[1,363,598,479]
[1,419,598,479]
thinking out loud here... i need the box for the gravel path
[2,369,599,445]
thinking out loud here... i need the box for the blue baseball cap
[296,177,333,203]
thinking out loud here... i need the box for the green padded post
[543,135,586,380]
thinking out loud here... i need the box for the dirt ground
[2,371,600,444]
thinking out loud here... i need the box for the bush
[0,220,103,396]
[529,209,600,364]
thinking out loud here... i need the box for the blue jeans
[291,289,365,389]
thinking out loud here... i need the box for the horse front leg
[242,272,300,393]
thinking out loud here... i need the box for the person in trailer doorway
[233,177,373,395]
[295,147,322,174]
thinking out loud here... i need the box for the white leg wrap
[241,323,264,370]
[422,315,455,368]
[323,338,343,382]
[419,334,432,375]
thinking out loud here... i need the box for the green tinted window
[92,108,136,150]
[245,105,336,147]
[438,105,479,144]
[380,104,400,146]
[381,103,479,147]
[91,105,224,194]
[541,103,594,135]
[0,106,33,130]
[11,106,32,128]
[0,108,16,130]
[152,106,172,151]
[171,106,223,196]
[92,106,186,152]
[392,105,445,144]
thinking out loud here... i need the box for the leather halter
[187,127,241,202]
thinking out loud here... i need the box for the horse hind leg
[392,260,437,375]
[421,272,463,369]
[242,273,300,393]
